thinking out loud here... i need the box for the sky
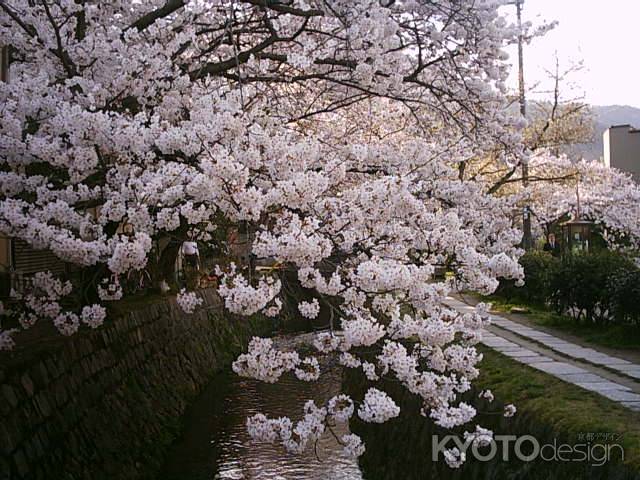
[502,0,640,108]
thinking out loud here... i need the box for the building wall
[0,290,271,480]
[603,125,640,180]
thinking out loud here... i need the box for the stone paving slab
[601,390,640,402]
[557,372,625,385]
[592,358,633,366]
[501,349,539,358]
[529,361,588,375]
[511,355,554,364]
[482,341,519,350]
[481,338,519,348]
[622,402,640,412]
[494,345,528,352]
[610,364,640,372]
[446,296,640,412]
[575,381,632,392]
[531,330,554,339]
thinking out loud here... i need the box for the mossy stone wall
[0,290,270,480]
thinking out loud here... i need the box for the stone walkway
[446,296,640,412]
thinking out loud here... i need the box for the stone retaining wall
[0,290,270,480]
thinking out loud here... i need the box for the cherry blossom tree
[1,0,531,464]
[525,154,640,251]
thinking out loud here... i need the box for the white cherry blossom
[298,299,320,319]
[357,388,401,424]
[504,404,517,418]
[176,289,203,314]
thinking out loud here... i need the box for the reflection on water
[161,332,637,480]
[161,359,363,480]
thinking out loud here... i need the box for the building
[603,124,640,181]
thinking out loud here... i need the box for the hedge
[497,250,640,326]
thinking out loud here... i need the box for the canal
[161,350,362,480]
[160,338,636,480]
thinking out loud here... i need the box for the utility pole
[0,45,9,83]
[515,0,532,250]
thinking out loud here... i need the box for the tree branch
[127,0,186,31]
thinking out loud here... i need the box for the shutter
[12,240,66,275]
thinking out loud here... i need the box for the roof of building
[607,124,640,133]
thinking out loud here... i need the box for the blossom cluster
[176,289,203,314]
[232,337,319,384]
[8,271,104,337]
[247,399,365,457]
[298,299,320,319]
[217,265,281,316]
[357,388,400,423]
[246,395,365,458]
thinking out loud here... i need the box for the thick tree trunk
[159,238,181,286]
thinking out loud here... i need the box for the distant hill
[578,105,640,160]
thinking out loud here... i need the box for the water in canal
[161,342,635,480]
[161,357,363,480]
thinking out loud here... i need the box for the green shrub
[547,251,637,325]
[496,251,559,304]
[497,250,640,327]
[609,268,640,325]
